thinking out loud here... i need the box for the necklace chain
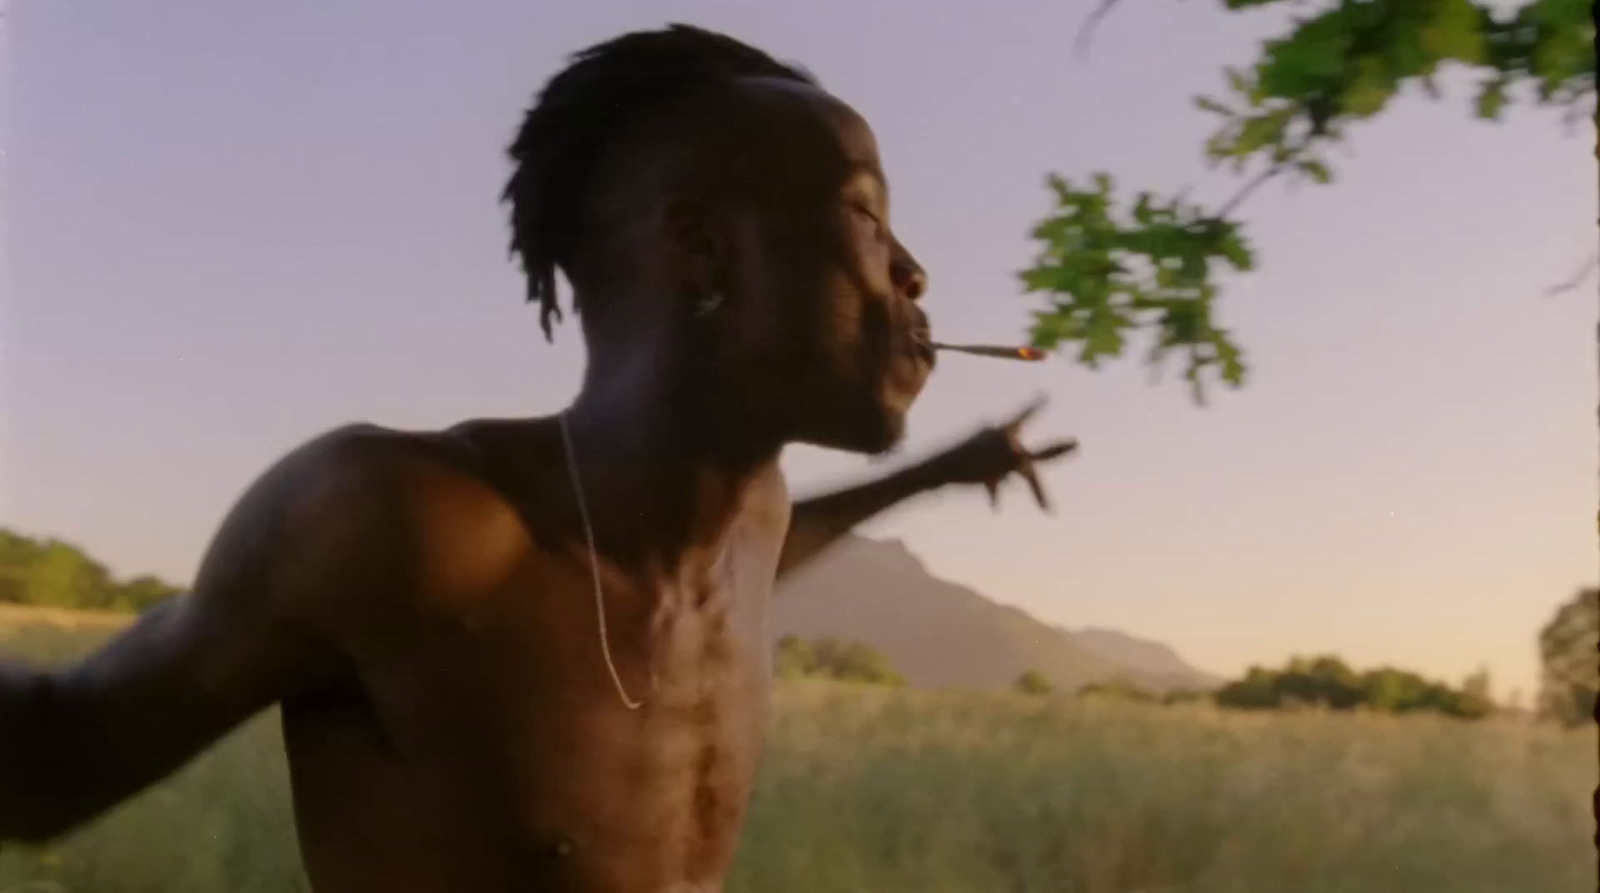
[558,412,648,711]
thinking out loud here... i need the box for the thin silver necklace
[558,411,648,711]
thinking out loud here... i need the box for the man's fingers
[1005,393,1050,431]
[1030,439,1079,463]
[1021,462,1051,514]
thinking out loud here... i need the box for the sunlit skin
[0,68,1076,892]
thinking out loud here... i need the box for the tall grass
[736,682,1594,893]
[0,620,304,893]
[3,620,1593,893]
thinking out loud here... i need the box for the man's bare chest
[284,532,782,888]
[338,518,780,764]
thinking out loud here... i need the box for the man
[0,25,1075,892]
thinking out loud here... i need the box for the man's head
[503,25,932,455]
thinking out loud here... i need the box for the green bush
[1537,588,1598,728]
[0,529,181,613]
[1013,670,1054,696]
[1215,655,1494,719]
[774,635,905,687]
[1076,678,1157,703]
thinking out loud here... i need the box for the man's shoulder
[181,420,562,662]
[286,419,524,494]
[293,421,471,473]
[263,423,464,520]
[271,421,549,587]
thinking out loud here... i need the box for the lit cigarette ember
[929,342,1048,362]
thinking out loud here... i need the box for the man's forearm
[0,600,214,843]
[0,661,75,842]
[0,658,175,843]
[778,456,948,578]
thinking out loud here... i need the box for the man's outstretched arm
[0,432,376,842]
[777,398,1076,579]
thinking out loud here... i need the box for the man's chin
[859,379,925,454]
[859,416,906,457]
[851,403,911,455]
[799,404,906,456]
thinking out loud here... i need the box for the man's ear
[661,193,730,300]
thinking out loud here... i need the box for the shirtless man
[0,25,1076,893]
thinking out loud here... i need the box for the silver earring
[694,291,727,318]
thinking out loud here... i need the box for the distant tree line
[1073,678,1210,706]
[1015,657,1498,721]
[1013,673,1210,705]
[1013,670,1054,696]
[774,635,906,687]
[1015,586,1598,729]
[1211,655,1494,719]
[0,528,181,613]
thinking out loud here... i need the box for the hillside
[773,535,1218,692]
[1070,626,1224,690]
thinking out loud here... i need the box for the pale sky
[2,0,1594,699]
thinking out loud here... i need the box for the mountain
[1069,627,1224,690]
[772,535,1217,693]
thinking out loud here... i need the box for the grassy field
[2,611,1594,893]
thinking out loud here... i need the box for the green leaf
[1018,114,1281,400]
[1422,0,1488,64]
[1339,57,1399,117]
[1083,318,1126,360]
[1232,113,1286,154]
[1297,158,1333,184]
[1203,131,1234,162]
[1224,66,1255,101]
[1256,12,1353,97]
[1018,264,1070,294]
[1475,76,1508,119]
[1220,235,1257,271]
[1132,192,1154,225]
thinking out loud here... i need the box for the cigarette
[929,342,1047,362]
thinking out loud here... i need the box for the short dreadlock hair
[502,24,818,341]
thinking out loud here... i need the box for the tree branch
[1074,0,1125,58]
[1542,252,1599,296]
[1205,162,1289,222]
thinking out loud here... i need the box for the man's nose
[890,239,927,302]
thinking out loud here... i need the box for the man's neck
[557,355,786,575]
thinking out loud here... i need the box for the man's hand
[926,396,1078,513]
[777,396,1076,578]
